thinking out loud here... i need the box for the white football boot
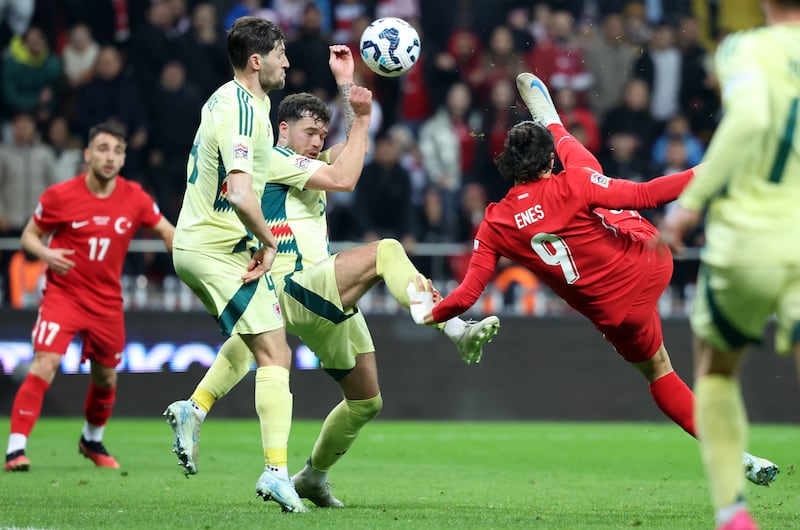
[256,468,309,513]
[743,452,779,486]
[164,400,201,476]
[516,72,562,126]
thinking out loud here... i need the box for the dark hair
[227,16,286,71]
[495,121,554,183]
[88,119,127,144]
[277,92,331,124]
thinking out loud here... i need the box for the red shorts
[596,251,672,363]
[32,293,125,368]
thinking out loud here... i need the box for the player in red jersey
[417,73,778,486]
[4,120,175,472]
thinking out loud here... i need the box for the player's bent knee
[347,393,383,420]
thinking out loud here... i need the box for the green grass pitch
[0,418,797,529]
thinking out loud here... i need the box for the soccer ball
[359,17,421,77]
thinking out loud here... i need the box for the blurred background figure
[584,12,637,119]
[175,3,230,100]
[419,82,481,213]
[1,25,61,135]
[61,23,99,89]
[145,60,202,223]
[352,132,416,250]
[0,111,56,304]
[75,46,148,182]
[45,115,83,183]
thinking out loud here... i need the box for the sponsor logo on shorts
[234,143,249,160]
[273,302,282,320]
[293,157,311,170]
[590,172,610,188]
[473,239,480,250]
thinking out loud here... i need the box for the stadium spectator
[45,115,83,183]
[418,81,482,213]
[599,131,650,184]
[413,185,460,280]
[475,77,526,201]
[632,22,683,123]
[676,14,719,143]
[163,17,306,513]
[471,24,526,106]
[1,25,62,128]
[75,46,148,181]
[394,21,431,134]
[285,3,336,100]
[145,60,203,223]
[352,132,416,247]
[61,23,99,89]
[3,120,175,472]
[525,10,592,96]
[127,0,177,105]
[418,73,778,491]
[601,78,659,164]
[423,28,481,110]
[658,1,800,527]
[331,0,367,44]
[0,111,56,303]
[583,12,637,118]
[651,113,704,169]
[174,3,231,100]
[450,181,488,282]
[506,7,536,52]
[553,86,601,155]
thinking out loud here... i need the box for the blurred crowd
[0,0,765,311]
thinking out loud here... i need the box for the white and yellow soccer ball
[359,17,421,77]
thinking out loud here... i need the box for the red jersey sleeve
[432,220,499,322]
[33,186,63,233]
[576,168,694,211]
[131,182,163,228]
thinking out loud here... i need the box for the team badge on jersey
[293,157,311,171]
[590,172,610,188]
[233,143,249,160]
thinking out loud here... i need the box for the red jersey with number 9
[33,174,163,314]
[432,167,693,327]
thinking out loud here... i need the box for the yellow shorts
[275,255,374,372]
[173,248,284,336]
[691,263,800,354]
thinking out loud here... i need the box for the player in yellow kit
[659,1,800,528]
[165,45,500,509]
[165,16,307,513]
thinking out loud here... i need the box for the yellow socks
[376,239,419,309]
[310,394,383,472]
[191,335,253,413]
[695,375,748,511]
[255,365,293,476]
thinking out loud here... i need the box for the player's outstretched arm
[20,217,76,275]
[328,44,361,161]
[150,217,175,252]
[305,86,373,192]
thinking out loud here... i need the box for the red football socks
[9,373,50,437]
[649,371,697,437]
[84,382,116,427]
